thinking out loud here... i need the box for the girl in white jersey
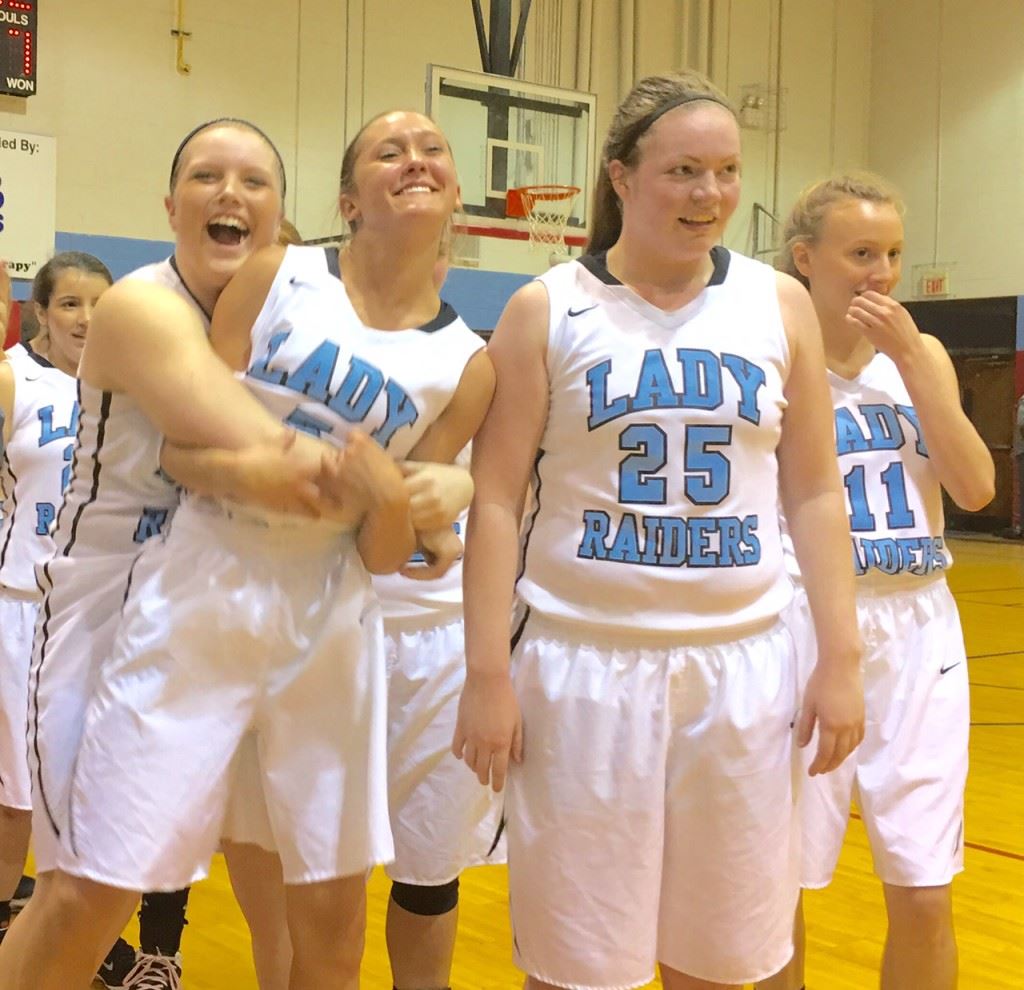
[759,176,993,990]
[8,110,491,990]
[455,70,865,990]
[0,120,369,990]
[169,110,497,990]
[0,253,111,942]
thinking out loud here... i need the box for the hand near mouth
[845,289,924,363]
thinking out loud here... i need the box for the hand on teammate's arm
[847,292,994,511]
[777,273,864,774]
[402,524,464,581]
[337,429,416,574]
[400,461,473,531]
[159,430,354,521]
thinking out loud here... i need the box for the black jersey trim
[515,449,545,587]
[325,249,460,333]
[579,244,730,287]
[324,245,341,279]
[25,350,56,371]
[62,389,112,558]
[168,255,213,323]
[28,560,61,838]
[0,453,19,572]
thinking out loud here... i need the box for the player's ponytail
[587,70,735,255]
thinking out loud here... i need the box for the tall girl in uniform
[0,253,111,942]
[759,175,993,990]
[197,115,499,990]
[9,109,493,990]
[0,119,359,990]
[454,70,865,990]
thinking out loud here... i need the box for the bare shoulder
[487,279,550,360]
[220,244,287,303]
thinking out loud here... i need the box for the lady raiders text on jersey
[517,248,793,635]
[46,260,195,566]
[830,353,950,586]
[245,246,483,461]
[0,352,79,593]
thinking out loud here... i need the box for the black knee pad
[390,878,459,916]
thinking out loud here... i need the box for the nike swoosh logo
[939,662,962,675]
[568,304,598,318]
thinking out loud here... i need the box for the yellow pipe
[173,0,191,76]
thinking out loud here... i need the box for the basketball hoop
[506,184,581,255]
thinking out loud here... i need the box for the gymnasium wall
[2,0,875,319]
[9,1,1023,311]
[869,0,1024,303]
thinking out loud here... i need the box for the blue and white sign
[0,128,56,280]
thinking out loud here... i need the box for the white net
[517,185,580,251]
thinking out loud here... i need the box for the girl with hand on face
[759,174,993,990]
[0,252,111,946]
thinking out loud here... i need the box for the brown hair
[32,251,113,308]
[338,110,457,241]
[169,118,286,195]
[777,173,904,287]
[587,70,735,254]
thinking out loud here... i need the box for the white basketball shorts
[385,614,504,884]
[0,593,38,811]
[506,611,800,989]
[29,555,134,873]
[59,502,392,891]
[789,578,969,888]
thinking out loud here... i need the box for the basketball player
[454,70,865,990]
[758,174,993,990]
[9,109,493,990]
[203,147,497,990]
[0,252,112,943]
[0,119,359,990]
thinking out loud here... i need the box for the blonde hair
[777,172,904,287]
[587,70,736,254]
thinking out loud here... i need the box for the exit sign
[917,267,952,298]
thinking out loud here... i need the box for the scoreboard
[0,0,35,97]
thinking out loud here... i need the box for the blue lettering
[687,517,719,567]
[286,341,339,401]
[576,510,611,560]
[35,502,55,535]
[632,350,679,412]
[133,507,169,544]
[61,442,74,492]
[248,331,291,385]
[835,408,870,454]
[860,404,905,450]
[721,353,767,425]
[285,408,333,438]
[586,360,628,430]
[675,349,723,410]
[896,404,928,456]
[327,357,384,423]
[607,512,641,562]
[37,405,78,446]
[373,379,419,447]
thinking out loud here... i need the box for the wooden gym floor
[106,536,1023,989]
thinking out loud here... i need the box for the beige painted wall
[869,0,1024,301]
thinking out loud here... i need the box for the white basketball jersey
[0,353,79,594]
[517,249,793,635]
[49,259,198,564]
[235,245,483,542]
[831,353,949,587]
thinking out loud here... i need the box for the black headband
[617,93,734,162]
[169,117,287,195]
